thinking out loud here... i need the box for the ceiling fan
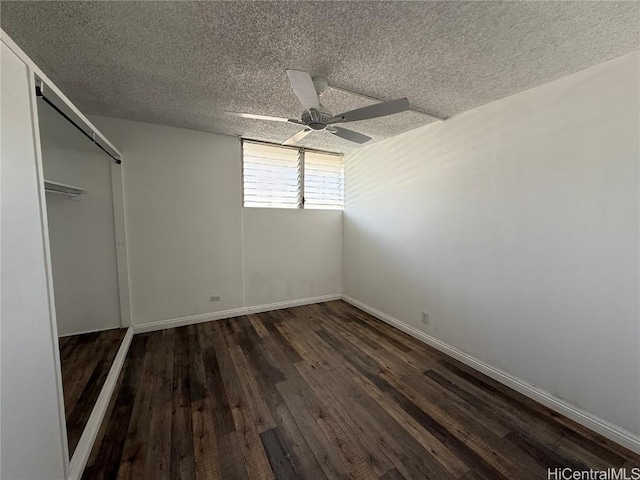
[226,70,410,145]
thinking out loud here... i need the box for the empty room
[1,1,639,479]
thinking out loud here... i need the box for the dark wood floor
[59,327,127,456]
[84,301,639,479]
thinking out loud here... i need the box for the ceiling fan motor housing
[302,107,333,130]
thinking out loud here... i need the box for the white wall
[88,117,245,324]
[40,107,121,336]
[343,52,640,437]
[89,116,343,326]
[243,208,342,306]
[1,40,68,480]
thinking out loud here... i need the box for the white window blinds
[304,151,344,209]
[243,142,302,208]
[242,139,344,209]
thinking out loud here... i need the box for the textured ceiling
[2,1,638,153]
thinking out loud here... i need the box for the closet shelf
[44,180,84,198]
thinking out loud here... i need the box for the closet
[37,95,124,457]
[2,32,132,479]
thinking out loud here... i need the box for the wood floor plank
[260,427,302,480]
[63,332,109,415]
[60,328,127,456]
[263,389,328,480]
[348,367,470,478]
[170,327,196,480]
[202,344,236,437]
[308,404,379,480]
[276,321,336,370]
[377,368,520,480]
[189,325,223,480]
[310,326,520,479]
[82,337,134,480]
[192,397,222,480]
[84,301,640,480]
[439,356,633,465]
[233,319,286,394]
[379,468,406,480]
[321,366,458,480]
[227,343,277,434]
[242,315,322,414]
[431,361,628,470]
[229,396,275,480]
[210,322,273,480]
[345,328,512,440]
[206,323,266,479]
[277,379,351,480]
[315,323,542,479]
[247,313,272,340]
[144,329,175,480]
[116,333,158,480]
[423,368,593,473]
[270,326,306,364]
[82,333,146,480]
[217,431,250,480]
[294,360,397,477]
[319,314,513,446]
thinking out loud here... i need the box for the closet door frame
[33,72,134,480]
[2,29,133,480]
[111,162,132,328]
[33,66,132,332]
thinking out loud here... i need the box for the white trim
[341,295,640,455]
[240,140,247,308]
[68,327,134,480]
[58,326,125,338]
[26,57,71,479]
[111,162,133,328]
[133,294,342,334]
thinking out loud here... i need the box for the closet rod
[35,85,121,164]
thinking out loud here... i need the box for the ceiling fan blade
[282,129,312,146]
[286,70,320,110]
[328,98,410,124]
[328,126,371,144]
[225,111,302,125]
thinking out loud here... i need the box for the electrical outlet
[210,295,221,302]
[421,312,429,325]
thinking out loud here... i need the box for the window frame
[241,138,344,210]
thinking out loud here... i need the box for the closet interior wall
[39,101,122,336]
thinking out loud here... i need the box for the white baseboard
[68,326,134,480]
[341,295,640,455]
[59,325,124,338]
[132,294,342,334]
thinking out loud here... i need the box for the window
[304,151,344,210]
[242,139,343,210]
[243,142,302,208]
